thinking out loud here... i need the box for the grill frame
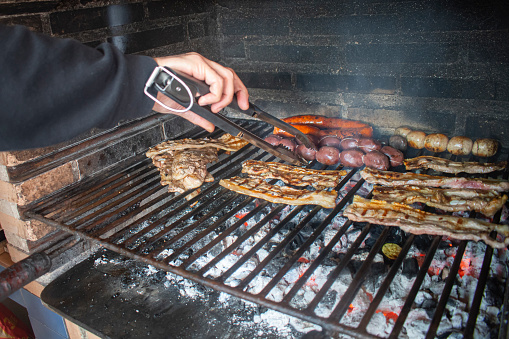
[23,119,509,338]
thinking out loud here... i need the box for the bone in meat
[242,160,347,189]
[344,196,509,249]
[146,133,249,158]
[219,176,337,209]
[372,185,508,217]
[156,148,217,193]
[404,156,507,174]
[361,167,509,192]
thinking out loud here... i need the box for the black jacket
[0,24,158,151]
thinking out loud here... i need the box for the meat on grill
[241,160,346,189]
[372,185,508,217]
[147,134,249,199]
[344,196,509,249]
[361,167,509,192]
[146,133,249,157]
[158,148,218,195]
[404,156,507,174]
[219,176,337,208]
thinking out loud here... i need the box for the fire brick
[0,162,77,206]
[0,211,54,241]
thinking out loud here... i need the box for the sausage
[316,146,341,165]
[380,146,404,167]
[279,138,296,152]
[424,133,449,153]
[273,124,322,138]
[340,137,359,150]
[318,127,373,139]
[296,144,317,161]
[389,135,407,151]
[295,134,320,146]
[406,131,427,149]
[319,136,341,148]
[339,149,365,167]
[363,150,390,170]
[264,134,282,146]
[395,127,413,138]
[358,138,382,152]
[282,115,370,129]
[447,136,473,156]
[472,138,498,158]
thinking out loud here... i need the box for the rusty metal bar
[426,240,468,338]
[389,236,441,338]
[329,226,391,322]
[357,234,415,330]
[463,236,494,339]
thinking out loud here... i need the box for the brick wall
[0,0,211,260]
[218,0,509,145]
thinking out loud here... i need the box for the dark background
[1,0,508,146]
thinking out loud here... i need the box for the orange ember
[298,257,310,263]
[459,257,471,277]
[376,310,399,323]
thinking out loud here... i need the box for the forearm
[0,25,157,151]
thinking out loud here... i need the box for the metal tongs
[144,66,314,165]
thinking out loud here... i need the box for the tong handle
[168,68,314,148]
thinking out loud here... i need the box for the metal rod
[389,236,441,338]
[426,240,468,338]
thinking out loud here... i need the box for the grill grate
[24,120,509,338]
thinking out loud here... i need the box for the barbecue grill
[20,119,509,338]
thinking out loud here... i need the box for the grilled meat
[361,167,509,192]
[241,160,346,189]
[372,185,508,217]
[404,156,507,174]
[147,134,248,199]
[344,196,509,249]
[146,133,249,158]
[219,176,337,208]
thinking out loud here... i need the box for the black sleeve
[0,24,158,151]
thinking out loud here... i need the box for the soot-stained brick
[346,14,401,35]
[147,0,212,20]
[346,43,459,64]
[401,77,496,100]
[0,1,58,16]
[237,72,292,90]
[108,25,185,54]
[291,17,347,36]
[221,18,289,36]
[465,115,509,141]
[296,74,395,93]
[0,15,43,32]
[469,41,509,64]
[250,45,339,64]
[223,39,246,58]
[50,3,144,35]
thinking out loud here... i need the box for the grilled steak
[147,134,248,199]
[361,167,509,192]
[372,185,508,217]
[344,196,509,249]
[242,160,347,189]
[219,176,337,208]
[404,156,507,174]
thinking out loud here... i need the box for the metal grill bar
[389,236,442,338]
[23,121,509,339]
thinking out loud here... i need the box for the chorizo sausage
[282,115,370,129]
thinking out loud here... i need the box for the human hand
[152,52,249,132]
